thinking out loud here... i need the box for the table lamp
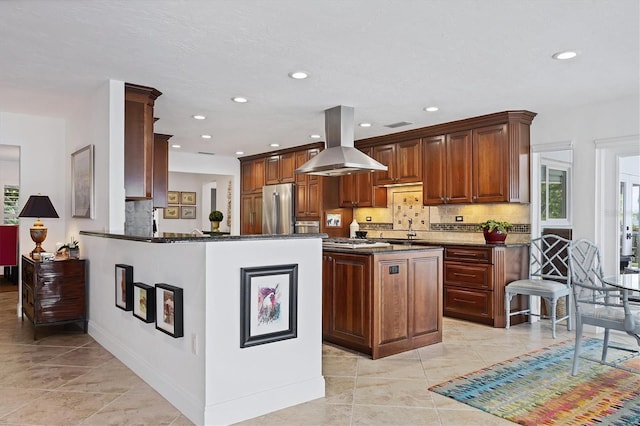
[18,195,59,260]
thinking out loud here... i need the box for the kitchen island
[323,244,443,359]
[79,231,325,425]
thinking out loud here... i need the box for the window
[540,160,571,225]
[3,185,19,224]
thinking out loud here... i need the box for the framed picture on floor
[133,282,155,323]
[155,283,184,338]
[115,264,133,311]
[240,264,298,348]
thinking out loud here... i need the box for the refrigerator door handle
[273,191,281,234]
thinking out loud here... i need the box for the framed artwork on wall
[115,264,134,311]
[71,144,95,218]
[240,264,298,348]
[181,206,196,219]
[163,206,179,219]
[133,282,155,323]
[180,191,196,205]
[167,191,179,205]
[155,283,184,338]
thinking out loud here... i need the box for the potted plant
[209,210,224,232]
[478,220,512,244]
[57,239,80,258]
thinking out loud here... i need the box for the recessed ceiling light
[424,106,439,112]
[201,134,212,139]
[270,143,280,147]
[288,71,309,79]
[192,115,206,120]
[359,123,372,128]
[552,50,578,60]
[232,96,248,103]
[171,144,181,149]
[310,134,321,139]
[235,151,244,155]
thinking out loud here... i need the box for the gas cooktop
[322,238,391,249]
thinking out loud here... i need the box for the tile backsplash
[354,184,531,244]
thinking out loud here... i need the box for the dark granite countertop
[80,231,327,243]
[322,244,444,255]
[368,238,529,248]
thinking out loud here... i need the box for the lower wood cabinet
[241,193,262,235]
[323,248,443,359]
[443,245,528,327]
[21,255,87,339]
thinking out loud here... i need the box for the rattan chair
[505,234,572,338]
[570,238,640,375]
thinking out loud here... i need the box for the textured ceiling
[0,0,638,158]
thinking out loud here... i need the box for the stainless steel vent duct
[294,106,388,176]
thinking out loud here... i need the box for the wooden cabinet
[153,133,171,208]
[423,131,473,205]
[339,148,387,208]
[241,193,262,235]
[241,158,265,194]
[265,152,295,184]
[442,245,528,327]
[322,252,372,352]
[323,248,442,359]
[372,139,422,186]
[21,255,87,340]
[472,123,510,203]
[124,83,162,200]
[295,148,321,218]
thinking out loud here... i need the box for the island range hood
[294,105,388,176]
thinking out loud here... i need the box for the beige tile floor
[0,288,601,425]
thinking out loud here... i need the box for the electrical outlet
[366,216,372,222]
[455,216,464,222]
[191,333,198,355]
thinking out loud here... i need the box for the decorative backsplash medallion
[392,190,429,231]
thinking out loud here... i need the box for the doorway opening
[619,156,640,272]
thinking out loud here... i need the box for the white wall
[83,235,325,425]
[0,112,67,259]
[169,151,240,235]
[531,95,640,244]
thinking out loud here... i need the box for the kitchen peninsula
[322,242,443,359]
[80,231,325,426]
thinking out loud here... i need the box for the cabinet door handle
[453,272,477,278]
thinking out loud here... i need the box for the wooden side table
[21,255,87,340]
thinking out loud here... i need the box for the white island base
[80,233,325,425]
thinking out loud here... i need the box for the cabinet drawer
[444,262,492,289]
[36,275,85,299]
[36,297,85,323]
[444,246,492,263]
[22,284,35,320]
[444,287,493,319]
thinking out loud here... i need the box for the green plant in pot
[478,220,513,244]
[209,210,224,232]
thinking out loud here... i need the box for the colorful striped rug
[429,338,640,425]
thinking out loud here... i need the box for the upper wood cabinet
[422,111,535,205]
[265,152,295,184]
[152,133,172,208]
[295,148,322,218]
[241,158,265,193]
[124,83,161,200]
[340,148,387,208]
[423,131,473,205]
[372,139,422,186]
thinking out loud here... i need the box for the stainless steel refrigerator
[262,183,295,235]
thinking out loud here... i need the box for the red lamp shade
[18,195,59,260]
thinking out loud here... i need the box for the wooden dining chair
[569,238,640,375]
